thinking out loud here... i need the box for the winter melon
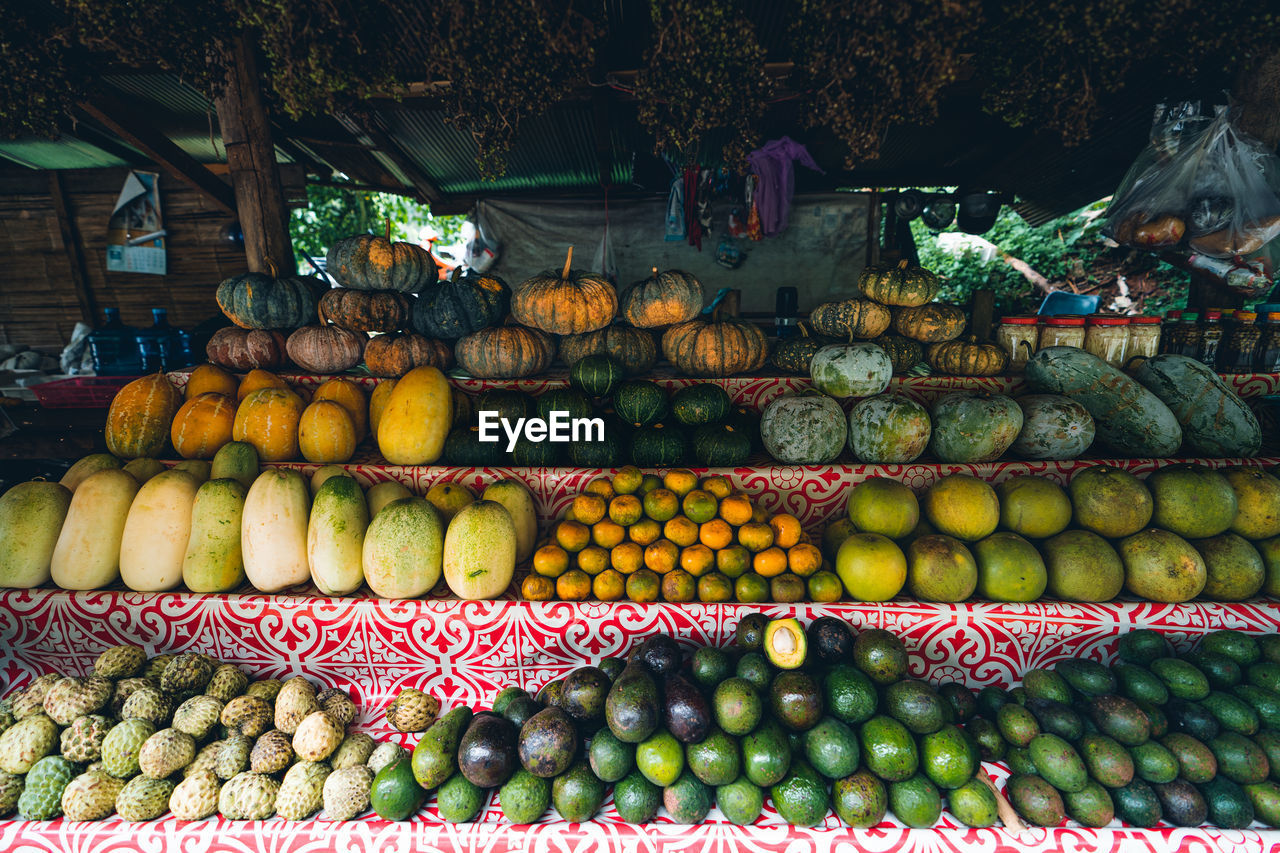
[363,497,444,599]
[442,500,516,600]
[928,393,1022,463]
[51,469,139,590]
[481,480,537,564]
[59,453,123,492]
[0,481,72,588]
[308,475,369,596]
[182,478,248,593]
[760,393,847,464]
[1011,394,1095,460]
[1134,355,1261,457]
[241,469,311,593]
[810,344,893,399]
[210,441,259,489]
[367,481,413,518]
[119,469,200,591]
[847,394,930,464]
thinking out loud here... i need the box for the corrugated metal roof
[103,73,214,118]
[0,136,129,170]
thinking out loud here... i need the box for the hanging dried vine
[791,0,982,168]
[0,1,83,137]
[633,0,774,167]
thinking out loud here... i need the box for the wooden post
[214,36,296,275]
[47,172,96,326]
[970,289,995,340]
[1234,50,1280,150]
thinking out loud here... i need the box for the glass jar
[1199,310,1224,368]
[1220,311,1261,374]
[1084,315,1131,367]
[996,315,1040,371]
[1159,311,1182,354]
[1127,316,1162,361]
[1170,311,1202,358]
[1256,312,1280,373]
[1038,315,1086,350]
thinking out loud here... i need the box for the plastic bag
[1104,107,1280,258]
[462,205,501,273]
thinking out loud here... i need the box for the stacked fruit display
[520,467,838,604]
[825,465,1280,604]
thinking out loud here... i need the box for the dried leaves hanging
[791,0,982,168]
[633,0,774,167]
[0,1,82,137]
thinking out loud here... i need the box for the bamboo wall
[0,168,249,349]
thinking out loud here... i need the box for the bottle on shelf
[1198,310,1223,368]
[1158,310,1182,354]
[774,287,798,339]
[1171,311,1202,358]
[1257,311,1280,373]
[1219,310,1261,374]
[135,307,174,373]
[87,307,143,376]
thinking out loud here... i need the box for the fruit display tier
[1,589,1280,852]
[255,454,1280,530]
[164,369,1280,410]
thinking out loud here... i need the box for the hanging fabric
[746,137,825,237]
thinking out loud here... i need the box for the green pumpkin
[215,272,324,330]
[630,424,687,468]
[444,426,506,467]
[476,389,533,423]
[857,259,941,307]
[512,437,565,467]
[770,323,837,374]
[559,325,658,376]
[613,380,669,427]
[727,406,763,452]
[412,267,510,339]
[325,224,438,293]
[692,423,752,467]
[569,418,629,467]
[536,389,594,422]
[570,354,625,397]
[670,384,732,426]
[873,334,925,374]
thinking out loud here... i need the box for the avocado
[635,634,682,676]
[735,614,769,651]
[713,677,763,736]
[1024,697,1084,742]
[1134,699,1168,738]
[1160,732,1218,783]
[1203,689,1260,735]
[966,717,1006,762]
[996,702,1040,748]
[517,706,578,778]
[1055,659,1116,697]
[1029,733,1088,793]
[662,768,712,823]
[1184,650,1243,690]
[458,713,519,788]
[612,768,660,824]
[598,657,626,681]
[764,618,808,670]
[1244,780,1280,826]
[919,723,977,790]
[588,727,634,783]
[888,773,942,828]
[537,679,564,708]
[1023,668,1073,704]
[948,775,998,827]
[635,729,684,787]
[561,666,611,724]
[1130,740,1180,784]
[938,683,977,723]
[1111,778,1162,827]
[1078,734,1135,788]
[1063,780,1114,828]
[832,768,887,827]
[1165,698,1220,742]
[1153,779,1207,827]
[859,715,918,782]
[1201,629,1261,666]
[804,716,860,780]
[1249,661,1280,693]
[882,679,946,735]
[770,759,830,827]
[1150,657,1211,701]
[1006,746,1037,775]
[412,706,473,789]
[807,616,854,665]
[1198,775,1254,828]
[503,695,542,729]
[685,725,740,786]
[742,719,792,787]
[1088,694,1151,746]
[498,767,551,824]
[1111,662,1170,706]
[736,653,772,692]
[1117,629,1171,665]
[1006,773,1065,827]
[1251,729,1280,780]
[975,685,1011,719]
[1232,684,1280,729]
[691,647,733,692]
[492,687,528,716]
[551,758,605,822]
[1009,686,1027,705]
[370,756,426,820]
[663,674,712,744]
[1211,731,1271,784]
[851,629,908,685]
[771,670,823,732]
[605,662,661,743]
[716,776,765,825]
[823,665,878,726]
[437,771,486,823]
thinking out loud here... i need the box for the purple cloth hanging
[746,137,825,237]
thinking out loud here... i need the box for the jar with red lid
[1038,315,1086,351]
[996,315,1039,371]
[1127,316,1162,361]
[1084,314,1131,367]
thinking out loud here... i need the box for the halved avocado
[764,618,808,670]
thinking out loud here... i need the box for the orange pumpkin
[237,369,289,402]
[510,247,617,335]
[171,392,236,459]
[105,373,182,459]
[893,303,967,343]
[312,377,369,441]
[233,388,304,462]
[619,268,704,328]
[369,379,397,436]
[364,332,454,378]
[185,364,238,400]
[661,312,770,377]
[298,400,357,463]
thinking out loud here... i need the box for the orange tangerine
[533,544,571,578]
[680,544,715,577]
[664,516,699,547]
[612,466,644,495]
[629,518,662,546]
[572,493,608,526]
[643,488,680,522]
[661,570,696,602]
[576,545,610,576]
[663,468,698,497]
[593,569,626,601]
[769,514,802,549]
[554,520,591,553]
[609,494,644,527]
[738,522,775,553]
[682,489,719,524]
[626,568,661,602]
[719,494,754,526]
[591,519,626,549]
[787,543,823,578]
[522,575,555,601]
[735,573,769,603]
[644,539,679,574]
[808,570,844,602]
[583,478,615,501]
[564,506,578,523]
[556,569,591,601]
[700,476,733,500]
[611,542,645,574]
[697,573,734,602]
[771,573,806,603]
[716,545,751,578]
[638,474,663,495]
[752,546,788,578]
[699,518,734,550]
[751,504,770,524]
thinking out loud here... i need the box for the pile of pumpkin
[520,467,840,604]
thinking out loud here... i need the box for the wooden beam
[47,171,96,326]
[335,111,443,205]
[213,36,296,275]
[77,91,236,215]
[1235,50,1280,149]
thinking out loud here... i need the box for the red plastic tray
[30,376,132,408]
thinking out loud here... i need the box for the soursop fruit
[293,711,344,762]
[205,665,249,703]
[249,729,294,775]
[275,760,329,820]
[385,688,438,732]
[366,742,408,776]
[61,714,113,762]
[215,733,252,780]
[61,771,125,821]
[109,678,151,717]
[172,695,223,741]
[120,686,172,726]
[218,772,278,820]
[329,732,375,770]
[12,674,60,720]
[0,713,59,773]
[323,765,373,821]
[169,769,221,820]
[116,775,175,821]
[138,728,196,779]
[221,695,272,738]
[159,653,214,693]
[44,676,112,725]
[0,770,24,816]
[17,755,77,819]
[274,677,319,735]
[245,679,283,703]
[94,645,146,679]
[317,688,357,727]
[101,718,156,778]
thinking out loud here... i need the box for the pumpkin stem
[796,321,809,339]
[896,258,910,269]
[450,266,461,284]
[264,257,277,278]
[562,246,574,280]
[385,217,392,243]
[651,266,658,277]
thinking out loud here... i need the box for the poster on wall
[105,170,167,275]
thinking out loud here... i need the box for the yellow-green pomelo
[1223,467,1280,540]
[1193,532,1265,602]
[906,534,978,602]
[1147,465,1237,539]
[1068,466,1152,539]
[835,533,907,602]
[1041,530,1124,602]
[424,482,476,525]
[1118,528,1206,603]
[1259,537,1280,596]
[822,518,858,561]
[972,532,1046,602]
[847,478,919,539]
[921,475,999,541]
[997,476,1071,539]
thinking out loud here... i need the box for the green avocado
[1007,773,1065,827]
[832,769,887,828]
[1198,775,1254,829]
[1202,690,1260,735]
[691,647,733,692]
[736,653,772,692]
[1117,630,1171,665]
[742,719,792,787]
[882,679,946,735]
[412,707,473,789]
[770,670,823,732]
[1244,780,1280,827]
[888,774,942,828]
[551,759,606,822]
[587,727,635,783]
[716,776,765,826]
[1028,733,1088,793]
[803,716,860,780]
[1111,662,1169,706]
[1159,732,1218,784]
[947,775,998,827]
[1022,668,1073,704]
[1130,740,1179,784]
[635,730,684,787]
[859,715,918,782]
[612,768,660,824]
[1078,734,1135,788]
[1024,697,1083,742]
[1063,780,1114,828]
[714,677,763,736]
[965,717,1005,763]
[370,757,426,821]
[770,759,830,827]
[823,665,878,726]
[1153,779,1207,827]
[1201,630,1261,666]
[1088,694,1151,747]
[662,768,713,824]
[996,703,1039,748]
[517,707,578,778]
[735,614,769,651]
[1111,778,1162,827]
[498,768,550,824]
[685,725,741,786]
[851,629,908,685]
[918,724,977,790]
[437,771,486,823]
[1054,659,1115,697]
[1211,731,1270,785]
[1151,657,1211,701]
[605,661,661,744]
